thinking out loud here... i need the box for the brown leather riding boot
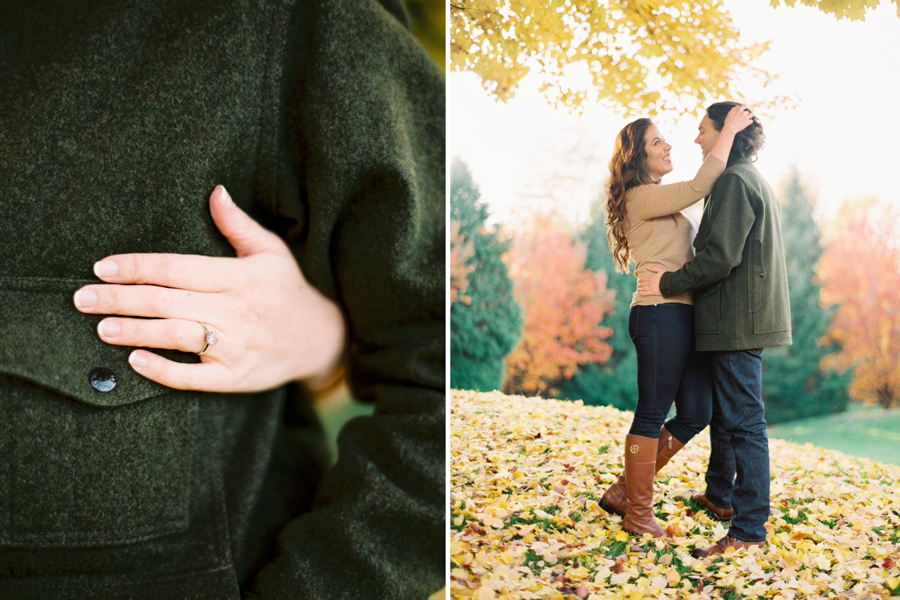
[621,434,669,538]
[599,426,685,517]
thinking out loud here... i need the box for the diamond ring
[197,322,219,355]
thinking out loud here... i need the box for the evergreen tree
[450,157,523,391]
[552,199,638,411]
[762,170,851,423]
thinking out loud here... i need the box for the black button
[89,367,117,392]
[759,272,765,278]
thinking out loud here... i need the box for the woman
[599,105,752,538]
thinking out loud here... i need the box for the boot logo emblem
[630,445,639,454]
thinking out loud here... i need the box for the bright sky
[449,0,900,227]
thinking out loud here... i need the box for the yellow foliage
[450,389,900,599]
[770,0,900,21]
[451,0,796,117]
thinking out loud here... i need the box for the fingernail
[219,186,233,206]
[74,289,98,309]
[129,351,148,368]
[98,320,120,338]
[93,260,118,278]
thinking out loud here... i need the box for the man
[637,101,791,558]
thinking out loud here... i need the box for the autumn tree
[450,157,523,391]
[502,212,615,396]
[452,0,896,117]
[450,220,475,304]
[552,198,638,411]
[450,0,786,117]
[817,199,900,408]
[760,171,851,424]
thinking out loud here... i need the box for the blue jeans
[703,349,769,542]
[627,304,713,444]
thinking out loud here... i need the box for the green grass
[767,404,900,466]
[602,539,629,559]
[522,549,545,573]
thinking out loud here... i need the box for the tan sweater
[625,154,727,307]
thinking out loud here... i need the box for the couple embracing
[599,101,792,558]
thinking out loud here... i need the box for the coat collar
[727,155,753,168]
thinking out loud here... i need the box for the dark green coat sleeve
[245,1,445,598]
[659,173,756,297]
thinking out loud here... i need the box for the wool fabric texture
[659,157,792,351]
[0,0,445,598]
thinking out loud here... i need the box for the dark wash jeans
[627,303,713,444]
[703,349,769,542]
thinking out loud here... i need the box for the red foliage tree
[450,220,475,306]
[503,213,615,396]
[817,199,900,408]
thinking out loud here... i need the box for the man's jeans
[703,349,769,542]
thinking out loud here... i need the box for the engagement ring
[197,322,218,355]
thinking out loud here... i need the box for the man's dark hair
[706,101,765,162]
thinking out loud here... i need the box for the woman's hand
[722,104,754,135]
[705,104,755,165]
[73,186,346,393]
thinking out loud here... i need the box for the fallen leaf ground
[450,390,900,600]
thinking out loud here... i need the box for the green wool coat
[659,157,792,351]
[0,1,445,598]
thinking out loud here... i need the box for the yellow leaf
[477,586,496,600]
[665,521,683,537]
[615,530,629,542]
[782,551,802,569]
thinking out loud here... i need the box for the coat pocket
[748,238,763,314]
[0,277,198,547]
[694,281,722,335]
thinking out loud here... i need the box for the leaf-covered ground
[450,390,900,600]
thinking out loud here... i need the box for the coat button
[89,367,117,392]
[759,272,765,278]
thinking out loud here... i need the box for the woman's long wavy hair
[606,118,657,274]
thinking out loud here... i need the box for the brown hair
[706,101,765,161]
[605,118,657,274]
